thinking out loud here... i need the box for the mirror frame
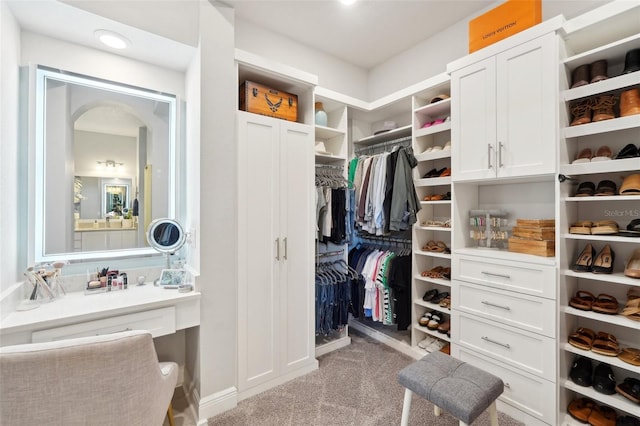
[34,66,178,262]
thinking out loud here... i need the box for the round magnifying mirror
[146,218,186,254]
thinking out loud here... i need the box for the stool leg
[488,401,499,426]
[458,422,469,426]
[401,389,412,426]
[434,405,442,417]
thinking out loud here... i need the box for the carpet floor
[208,331,524,426]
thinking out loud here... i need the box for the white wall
[368,0,612,99]
[234,19,369,100]
[0,1,22,294]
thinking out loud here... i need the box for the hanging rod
[316,249,345,258]
[315,164,344,170]
[354,136,412,155]
[358,234,412,244]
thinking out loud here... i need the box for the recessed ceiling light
[340,0,357,5]
[94,30,130,49]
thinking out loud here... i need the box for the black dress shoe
[615,143,639,159]
[573,244,595,272]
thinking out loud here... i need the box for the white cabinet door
[278,122,315,374]
[237,112,315,391]
[451,57,497,181]
[238,112,281,390]
[452,33,557,181]
[496,33,557,178]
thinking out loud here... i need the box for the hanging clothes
[350,145,420,235]
[315,166,353,245]
[347,244,412,331]
[315,259,356,336]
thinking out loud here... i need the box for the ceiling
[226,0,496,69]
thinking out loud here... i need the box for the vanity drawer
[453,281,555,338]
[452,311,555,381]
[452,345,556,424]
[453,254,556,299]
[31,307,176,343]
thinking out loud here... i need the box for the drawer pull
[482,336,511,349]
[275,238,280,261]
[481,300,511,311]
[481,271,511,280]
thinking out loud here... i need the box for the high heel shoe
[592,244,615,274]
[573,244,595,272]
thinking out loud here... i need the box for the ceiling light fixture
[94,30,130,50]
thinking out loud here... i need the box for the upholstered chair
[0,330,177,426]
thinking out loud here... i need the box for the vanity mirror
[34,66,178,262]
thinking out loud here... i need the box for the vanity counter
[0,285,200,346]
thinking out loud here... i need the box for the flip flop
[591,221,619,235]
[569,290,596,311]
[591,293,619,314]
[618,347,640,366]
[569,220,593,235]
[568,327,595,351]
[621,297,640,321]
[591,332,620,357]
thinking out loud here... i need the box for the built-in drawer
[453,254,556,299]
[453,311,556,381]
[453,281,556,338]
[31,307,176,343]
[452,345,556,425]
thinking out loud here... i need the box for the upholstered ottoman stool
[397,351,503,425]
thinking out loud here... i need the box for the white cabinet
[451,32,558,181]
[237,111,317,396]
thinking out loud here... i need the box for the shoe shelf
[562,342,640,373]
[414,274,451,287]
[563,234,640,243]
[412,323,451,342]
[414,176,451,187]
[562,305,640,330]
[352,125,411,147]
[414,298,451,314]
[419,200,452,206]
[563,269,640,287]
[414,122,452,138]
[563,70,640,103]
[415,149,451,162]
[564,379,640,418]
[414,250,451,261]
[563,33,640,74]
[415,225,451,232]
[563,114,640,139]
[561,158,640,176]
[564,194,640,202]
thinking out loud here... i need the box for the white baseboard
[193,386,238,425]
[237,360,319,402]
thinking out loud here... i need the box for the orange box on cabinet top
[468,0,542,53]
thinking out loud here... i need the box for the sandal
[618,347,640,366]
[432,291,450,304]
[439,295,451,309]
[621,296,640,321]
[591,221,619,235]
[569,220,592,235]
[422,289,438,302]
[587,404,617,426]
[591,332,620,356]
[567,397,595,423]
[591,293,619,315]
[421,266,443,278]
[422,240,437,251]
[418,311,433,327]
[441,267,451,280]
[615,377,640,404]
[568,327,595,351]
[430,241,450,253]
[569,290,596,311]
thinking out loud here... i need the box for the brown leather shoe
[592,95,616,122]
[620,88,640,117]
[570,99,593,126]
[590,60,608,83]
[571,64,590,88]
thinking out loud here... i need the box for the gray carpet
[208,331,525,426]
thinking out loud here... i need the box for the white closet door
[451,56,497,181]
[278,121,315,374]
[237,112,281,390]
[496,32,557,178]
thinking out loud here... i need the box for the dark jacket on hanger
[390,147,421,231]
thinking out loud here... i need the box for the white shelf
[562,379,640,418]
[419,200,451,206]
[415,225,452,232]
[560,158,640,176]
[413,274,451,287]
[314,153,347,164]
[561,305,640,331]
[414,122,452,138]
[414,298,451,314]
[562,233,640,243]
[563,115,640,139]
[564,33,640,69]
[415,150,452,162]
[562,269,640,287]
[353,125,411,147]
[314,125,345,140]
[414,97,451,117]
[414,176,452,187]
[412,323,451,342]
[560,342,640,374]
[563,70,640,102]
[414,250,451,260]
